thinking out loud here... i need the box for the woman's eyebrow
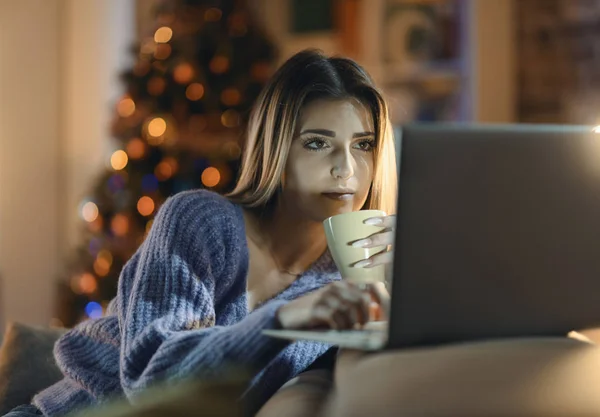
[299,129,375,138]
[299,129,335,137]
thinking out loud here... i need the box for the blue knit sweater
[19,190,340,416]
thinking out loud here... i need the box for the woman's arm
[116,191,288,398]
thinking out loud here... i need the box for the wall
[0,1,61,329]
[0,0,134,327]
[469,0,516,123]
[251,0,516,124]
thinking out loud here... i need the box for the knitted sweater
[22,190,340,416]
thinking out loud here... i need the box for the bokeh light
[107,174,126,194]
[222,141,242,160]
[148,117,167,137]
[85,302,103,320]
[209,56,230,74]
[251,62,271,82]
[155,157,178,181]
[229,13,248,37]
[94,250,113,277]
[201,167,221,187]
[221,109,241,128]
[88,238,102,256]
[111,214,129,237]
[81,202,99,222]
[117,97,136,118]
[110,150,128,171]
[71,273,97,295]
[148,77,166,96]
[126,138,146,159]
[154,26,173,43]
[137,196,155,216]
[79,273,97,294]
[142,174,159,193]
[93,257,111,277]
[221,88,241,106]
[186,83,205,101]
[173,63,194,84]
[205,8,222,22]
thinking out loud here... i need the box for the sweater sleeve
[117,191,288,398]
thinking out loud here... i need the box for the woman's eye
[354,140,375,152]
[303,138,329,150]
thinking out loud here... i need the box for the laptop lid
[388,123,600,348]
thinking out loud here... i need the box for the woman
[5,49,397,417]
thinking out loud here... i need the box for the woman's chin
[318,202,356,219]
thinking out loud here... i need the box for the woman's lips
[322,192,354,201]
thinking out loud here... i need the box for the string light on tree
[137,196,155,216]
[201,166,221,187]
[186,83,205,101]
[155,156,179,181]
[221,109,241,128]
[81,201,99,222]
[148,76,167,96]
[154,26,173,43]
[85,302,103,320]
[221,88,241,106]
[71,272,98,295]
[126,138,146,159]
[110,150,128,171]
[173,63,194,84]
[209,56,230,74]
[117,97,136,118]
[57,0,276,327]
[144,117,170,146]
[111,214,129,237]
[205,7,222,22]
[93,250,113,277]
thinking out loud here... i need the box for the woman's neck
[249,203,328,275]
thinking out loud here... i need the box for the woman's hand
[276,281,385,330]
[351,214,396,269]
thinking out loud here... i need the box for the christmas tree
[55,0,276,327]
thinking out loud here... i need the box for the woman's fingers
[363,214,396,228]
[368,282,391,318]
[353,248,394,269]
[351,230,395,248]
[310,282,374,329]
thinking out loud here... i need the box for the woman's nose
[330,149,354,180]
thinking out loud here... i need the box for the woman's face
[281,98,376,222]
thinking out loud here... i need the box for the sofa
[2,322,600,417]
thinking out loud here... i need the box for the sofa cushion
[327,337,600,417]
[0,322,66,414]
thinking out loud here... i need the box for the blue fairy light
[88,238,102,256]
[85,301,103,319]
[107,174,126,194]
[142,174,159,193]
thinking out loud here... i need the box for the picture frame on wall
[381,0,463,84]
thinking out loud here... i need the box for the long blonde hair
[227,49,397,215]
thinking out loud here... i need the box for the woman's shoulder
[156,189,242,229]
[149,189,246,254]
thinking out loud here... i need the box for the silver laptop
[263,123,600,351]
